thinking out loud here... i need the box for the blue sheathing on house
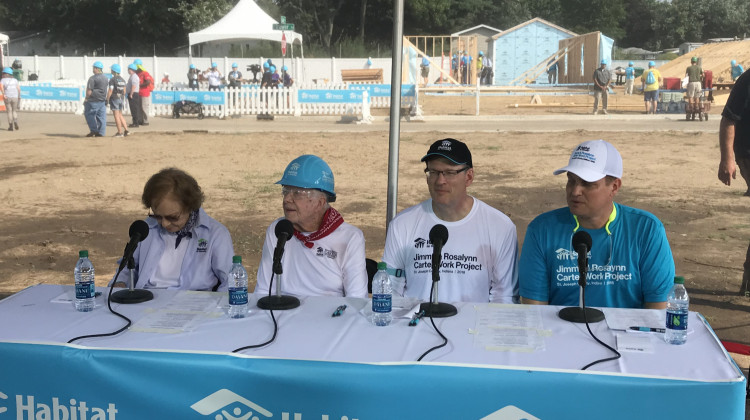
[492,20,575,86]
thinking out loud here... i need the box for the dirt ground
[2,89,750,353]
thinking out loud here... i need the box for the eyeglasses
[148,210,184,224]
[281,186,318,199]
[424,167,470,179]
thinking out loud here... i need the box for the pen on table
[409,310,425,327]
[331,305,347,317]
[629,326,666,333]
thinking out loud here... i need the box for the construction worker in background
[624,62,635,95]
[685,57,704,120]
[477,51,484,84]
[451,54,459,81]
[732,60,744,82]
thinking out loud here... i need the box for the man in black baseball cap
[381,138,519,304]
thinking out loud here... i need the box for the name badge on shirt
[197,238,208,253]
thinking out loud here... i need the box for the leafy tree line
[0,0,747,56]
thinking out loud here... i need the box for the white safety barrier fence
[16,81,416,121]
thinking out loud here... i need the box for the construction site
[401,23,750,116]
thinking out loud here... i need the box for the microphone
[118,220,150,272]
[558,230,604,323]
[257,219,300,310]
[111,220,153,304]
[419,224,457,318]
[272,219,294,275]
[429,224,449,282]
[572,231,592,288]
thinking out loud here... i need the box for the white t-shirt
[1,77,19,98]
[147,232,189,289]
[255,217,369,298]
[383,198,518,303]
[206,70,222,87]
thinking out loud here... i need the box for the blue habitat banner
[349,84,416,97]
[20,86,81,101]
[298,89,366,103]
[151,90,225,105]
[0,341,743,419]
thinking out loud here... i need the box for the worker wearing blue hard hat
[642,61,662,114]
[228,62,243,88]
[84,59,109,137]
[203,61,223,91]
[1,66,21,131]
[592,58,611,115]
[107,63,128,137]
[281,65,293,87]
[255,155,368,299]
[624,61,636,95]
[187,63,199,90]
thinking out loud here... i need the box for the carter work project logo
[197,238,208,253]
[437,139,452,151]
[191,389,272,420]
[414,238,429,249]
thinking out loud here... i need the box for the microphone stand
[111,256,154,304]
[257,251,300,310]
[419,257,457,318]
[558,258,604,323]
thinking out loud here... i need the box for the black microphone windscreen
[129,220,150,241]
[572,230,592,252]
[275,219,295,241]
[429,224,449,246]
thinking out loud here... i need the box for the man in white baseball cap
[519,140,675,309]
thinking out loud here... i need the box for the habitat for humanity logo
[480,405,540,420]
[0,391,7,414]
[191,389,272,420]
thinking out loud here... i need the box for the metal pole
[386,0,405,228]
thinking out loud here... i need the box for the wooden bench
[341,69,383,83]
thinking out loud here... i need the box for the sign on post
[272,23,295,31]
[281,32,287,56]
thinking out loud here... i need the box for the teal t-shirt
[519,203,675,308]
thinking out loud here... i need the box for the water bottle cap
[377,262,387,270]
[233,255,242,263]
[79,250,89,258]
[674,276,685,284]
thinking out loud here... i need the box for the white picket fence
[16,81,415,119]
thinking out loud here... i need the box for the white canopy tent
[188,0,304,58]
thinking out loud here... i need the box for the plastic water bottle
[665,276,689,345]
[372,262,392,326]
[74,250,95,312]
[228,255,249,319]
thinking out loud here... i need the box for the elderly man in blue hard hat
[255,155,368,298]
[592,59,611,115]
[84,61,108,137]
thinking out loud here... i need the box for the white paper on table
[470,304,548,352]
[616,332,655,353]
[161,290,223,312]
[130,309,218,334]
[601,307,665,331]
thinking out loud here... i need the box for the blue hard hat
[2,67,12,75]
[648,61,656,67]
[93,61,104,69]
[189,64,196,69]
[282,65,288,71]
[453,54,457,59]
[367,58,372,66]
[232,62,238,68]
[600,59,607,65]
[276,155,336,199]
[732,59,737,66]
[263,62,270,69]
[128,63,137,71]
[628,61,634,66]
[134,59,143,66]
[479,51,484,56]
[270,65,276,72]
[111,64,121,73]
[211,62,217,67]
